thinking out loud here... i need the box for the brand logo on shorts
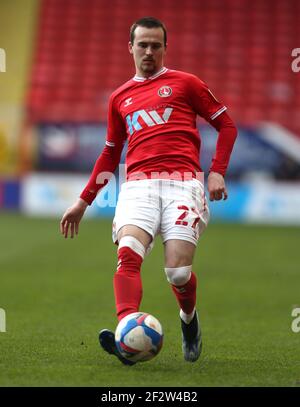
[158,86,172,97]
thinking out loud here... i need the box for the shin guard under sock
[171,272,197,315]
[113,245,143,321]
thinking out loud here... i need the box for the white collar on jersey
[133,67,168,82]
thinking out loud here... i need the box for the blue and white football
[115,312,163,363]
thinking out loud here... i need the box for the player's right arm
[60,94,126,238]
[60,197,88,239]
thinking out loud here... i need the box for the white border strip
[210,106,227,120]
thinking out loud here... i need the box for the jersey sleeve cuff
[209,166,226,177]
[80,189,97,205]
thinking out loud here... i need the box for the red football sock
[113,246,143,321]
[171,272,197,315]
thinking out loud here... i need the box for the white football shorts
[112,178,210,253]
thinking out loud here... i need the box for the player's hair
[130,17,167,47]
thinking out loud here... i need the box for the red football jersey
[80,67,237,205]
[107,67,226,178]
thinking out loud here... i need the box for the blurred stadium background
[0,0,300,387]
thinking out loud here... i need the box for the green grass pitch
[0,213,299,386]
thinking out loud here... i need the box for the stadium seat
[26,0,300,135]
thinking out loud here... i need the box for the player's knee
[164,244,195,269]
[117,236,145,272]
[164,265,192,286]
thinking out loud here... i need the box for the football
[115,312,163,363]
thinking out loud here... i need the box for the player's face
[129,26,166,77]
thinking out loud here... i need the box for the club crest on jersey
[158,86,172,97]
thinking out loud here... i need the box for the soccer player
[60,17,237,365]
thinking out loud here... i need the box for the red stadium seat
[26,0,300,135]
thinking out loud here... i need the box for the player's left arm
[187,75,238,201]
[207,111,237,201]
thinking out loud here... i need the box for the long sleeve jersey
[80,67,237,205]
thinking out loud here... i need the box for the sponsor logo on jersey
[158,86,172,97]
[126,108,173,136]
[124,97,133,107]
